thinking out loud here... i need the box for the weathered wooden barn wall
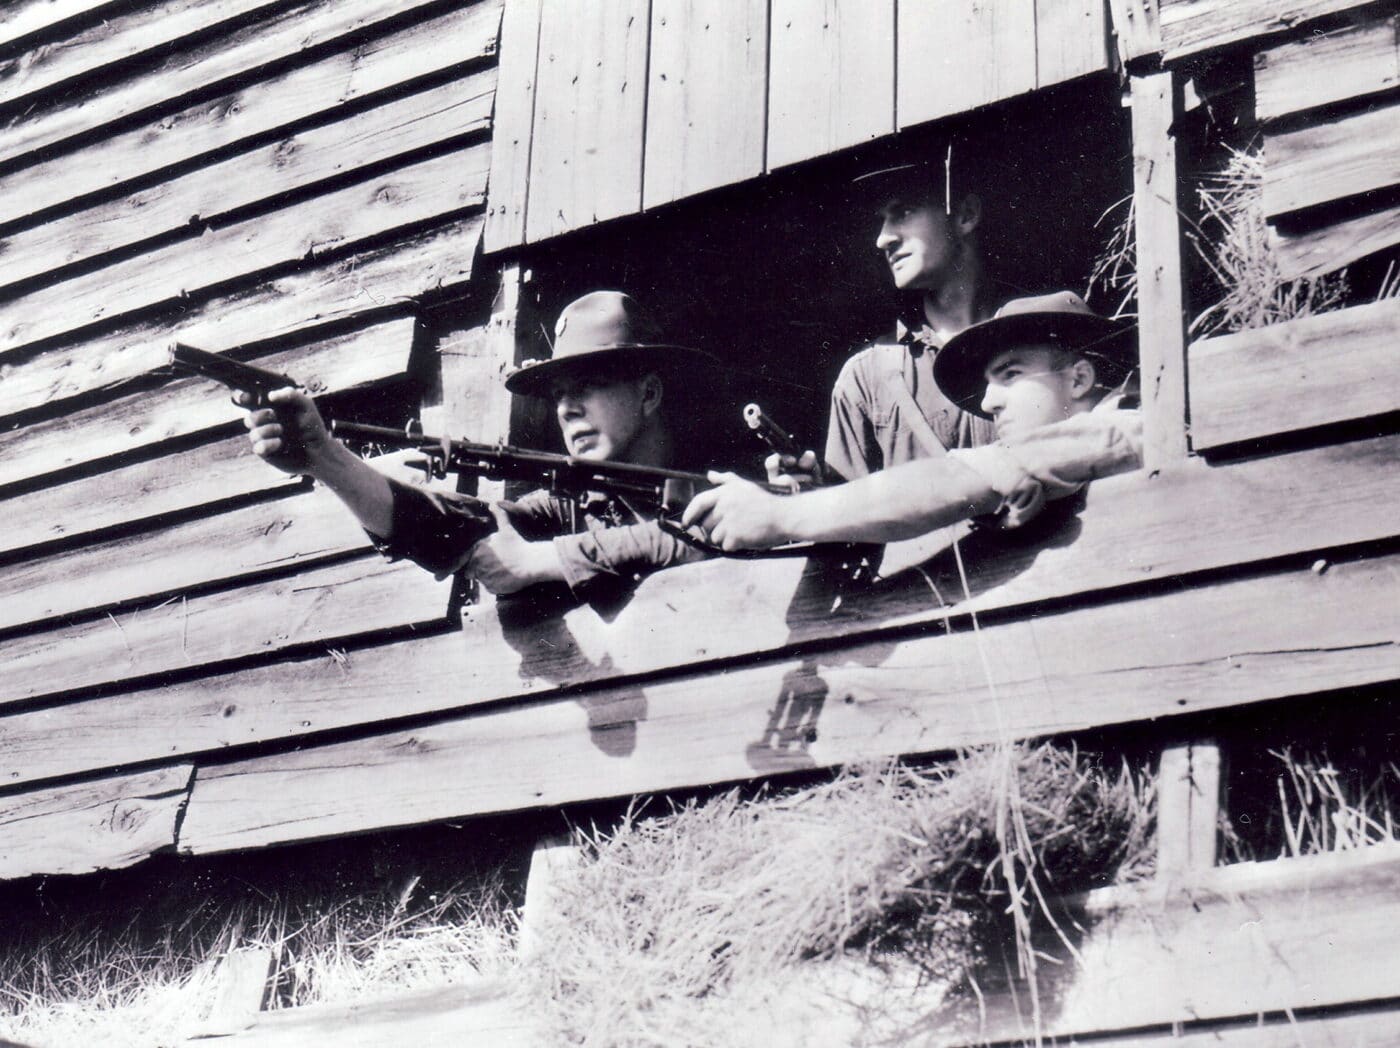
[0,0,504,876]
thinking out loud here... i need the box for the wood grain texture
[897,0,1037,128]
[524,0,649,242]
[766,0,894,171]
[0,0,126,53]
[201,947,274,1035]
[0,316,415,493]
[1158,0,1379,61]
[0,143,488,357]
[0,765,192,879]
[1036,0,1111,88]
[1130,72,1190,465]
[1270,199,1400,280]
[643,0,768,210]
[1254,11,1399,123]
[0,1,501,229]
[482,0,542,251]
[174,549,1400,852]
[1189,296,1400,449]
[0,0,478,171]
[0,217,482,425]
[0,68,496,292]
[1106,0,1162,62]
[0,0,284,115]
[1264,100,1400,218]
[0,554,450,708]
[1156,741,1221,876]
[0,436,302,560]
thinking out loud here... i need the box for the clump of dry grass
[1269,748,1400,856]
[0,879,517,1048]
[526,744,1154,1048]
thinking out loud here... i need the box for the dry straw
[525,744,1154,1048]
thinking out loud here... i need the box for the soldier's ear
[1068,357,1098,398]
[954,193,982,236]
[639,372,664,416]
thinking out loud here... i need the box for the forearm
[778,457,1002,544]
[304,440,396,538]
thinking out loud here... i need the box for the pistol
[743,403,802,458]
[168,342,299,406]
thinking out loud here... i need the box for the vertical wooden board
[643,0,768,209]
[524,0,649,242]
[1254,12,1399,123]
[483,0,543,251]
[0,765,192,879]
[1036,0,1111,88]
[1106,0,1162,63]
[1130,71,1189,466]
[1157,741,1221,877]
[767,0,894,171]
[897,0,1037,129]
[1263,101,1400,219]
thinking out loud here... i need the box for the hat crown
[992,290,1098,323]
[553,291,663,360]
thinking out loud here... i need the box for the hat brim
[504,344,722,397]
[933,312,1135,419]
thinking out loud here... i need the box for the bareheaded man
[687,292,1141,549]
[241,291,714,599]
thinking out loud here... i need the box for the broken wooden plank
[0,0,125,53]
[1156,741,1221,877]
[0,217,481,425]
[524,0,648,242]
[482,0,542,252]
[1131,71,1190,465]
[1270,198,1400,280]
[0,0,490,171]
[1036,0,1111,89]
[172,549,1400,852]
[642,0,768,210]
[0,143,487,357]
[0,0,284,115]
[1158,0,1380,62]
[897,0,1037,128]
[0,764,192,879]
[1189,296,1400,449]
[1254,11,1399,123]
[766,0,894,171]
[0,316,415,492]
[200,947,275,1036]
[519,833,580,959]
[0,68,496,292]
[1264,100,1400,219]
[0,0,500,229]
[0,554,450,707]
[1106,0,1162,64]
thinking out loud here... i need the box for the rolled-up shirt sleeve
[948,409,1144,508]
[552,520,710,598]
[367,479,497,579]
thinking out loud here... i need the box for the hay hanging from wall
[524,743,1153,1048]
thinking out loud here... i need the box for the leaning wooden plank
[0,316,415,492]
[453,432,1400,699]
[1189,296,1400,449]
[1254,11,1399,123]
[170,549,1400,851]
[198,946,274,1037]
[0,217,481,425]
[897,0,1037,129]
[0,144,487,357]
[0,553,450,708]
[1158,0,1379,62]
[482,0,542,252]
[0,1,501,230]
[0,0,491,172]
[524,0,648,243]
[0,0,284,115]
[0,436,301,560]
[643,0,767,210]
[0,765,192,879]
[0,0,125,53]
[1264,101,1400,219]
[766,0,894,172]
[1035,0,1111,89]
[0,68,496,292]
[1270,198,1400,280]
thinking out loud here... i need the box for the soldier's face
[875,196,960,291]
[979,346,1082,443]
[551,374,649,462]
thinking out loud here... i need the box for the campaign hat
[505,291,719,398]
[933,291,1135,418]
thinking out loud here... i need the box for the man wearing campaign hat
[684,291,1141,549]
[240,291,716,598]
